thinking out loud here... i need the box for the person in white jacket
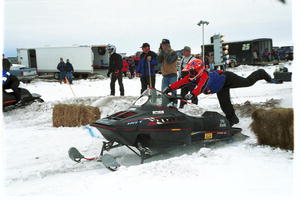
[178,46,197,108]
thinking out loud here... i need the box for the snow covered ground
[1,63,295,200]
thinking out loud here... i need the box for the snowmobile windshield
[132,89,173,108]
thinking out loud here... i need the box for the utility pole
[197,20,209,65]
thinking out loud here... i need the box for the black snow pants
[110,73,124,96]
[217,69,271,125]
[140,76,156,94]
[3,75,21,101]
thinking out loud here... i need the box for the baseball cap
[140,43,150,48]
[182,46,191,52]
[161,39,170,45]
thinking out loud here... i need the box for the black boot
[228,114,239,127]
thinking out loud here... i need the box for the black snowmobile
[69,88,246,170]
[3,88,44,111]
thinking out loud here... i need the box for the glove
[107,72,111,77]
[147,56,152,62]
[163,87,172,94]
[115,70,120,75]
[185,93,194,100]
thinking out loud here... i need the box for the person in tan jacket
[158,39,178,104]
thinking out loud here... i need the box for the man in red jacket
[163,59,281,126]
[122,58,129,77]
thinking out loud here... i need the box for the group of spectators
[57,58,74,84]
[107,38,194,108]
[253,48,293,62]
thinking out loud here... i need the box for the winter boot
[228,114,239,127]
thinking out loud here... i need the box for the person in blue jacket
[135,43,158,94]
[65,59,74,84]
[2,54,22,103]
[57,58,66,84]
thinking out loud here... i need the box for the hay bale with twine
[250,108,293,150]
[53,104,101,127]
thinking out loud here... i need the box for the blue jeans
[59,71,66,81]
[65,72,73,83]
[162,75,177,105]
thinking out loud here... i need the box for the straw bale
[250,108,293,150]
[53,104,100,127]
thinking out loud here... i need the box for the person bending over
[163,59,281,126]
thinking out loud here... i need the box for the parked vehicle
[203,38,274,66]
[225,55,238,68]
[278,46,293,61]
[17,45,110,79]
[9,64,37,83]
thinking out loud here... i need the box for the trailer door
[28,49,37,68]
[17,49,29,67]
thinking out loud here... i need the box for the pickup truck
[9,64,38,83]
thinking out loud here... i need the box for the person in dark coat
[136,43,158,94]
[57,58,66,83]
[127,56,135,78]
[2,54,22,103]
[106,44,124,96]
[65,59,74,84]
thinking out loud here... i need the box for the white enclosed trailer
[17,45,109,78]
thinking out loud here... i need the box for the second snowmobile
[3,88,44,111]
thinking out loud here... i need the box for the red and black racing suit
[169,69,272,125]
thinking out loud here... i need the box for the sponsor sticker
[152,110,164,115]
[204,132,213,140]
[219,119,227,127]
[127,120,143,125]
[134,96,149,106]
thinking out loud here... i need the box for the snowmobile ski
[68,147,120,171]
[101,154,120,171]
[68,147,86,162]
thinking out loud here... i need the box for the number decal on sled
[204,132,213,140]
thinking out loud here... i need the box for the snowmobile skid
[100,140,154,164]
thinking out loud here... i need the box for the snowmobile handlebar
[148,86,194,105]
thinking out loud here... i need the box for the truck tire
[73,73,80,79]
[21,80,31,84]
[54,72,60,80]
[82,74,89,79]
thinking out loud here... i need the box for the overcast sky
[3,0,293,56]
